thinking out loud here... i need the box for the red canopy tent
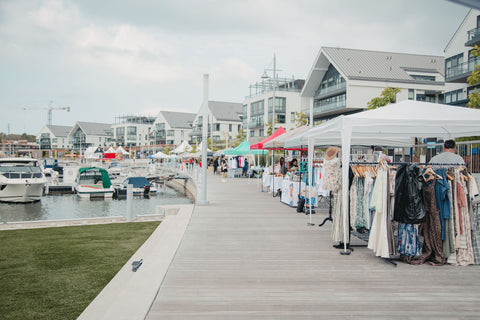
[250,127,286,150]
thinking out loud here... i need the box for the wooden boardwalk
[146,173,480,319]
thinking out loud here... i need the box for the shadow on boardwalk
[147,173,480,319]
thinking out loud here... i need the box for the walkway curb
[77,204,195,320]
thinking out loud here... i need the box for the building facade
[68,121,114,153]
[301,47,445,123]
[243,79,305,140]
[190,101,243,147]
[36,125,73,150]
[111,115,155,148]
[444,9,480,106]
[151,111,196,146]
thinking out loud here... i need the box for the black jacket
[394,164,426,224]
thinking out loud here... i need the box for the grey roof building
[69,121,113,151]
[191,101,243,145]
[151,111,196,146]
[36,125,73,150]
[301,47,445,122]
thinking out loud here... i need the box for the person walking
[242,157,249,177]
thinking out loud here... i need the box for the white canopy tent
[105,147,116,153]
[172,140,192,154]
[197,141,212,152]
[148,151,176,159]
[115,146,129,155]
[263,126,310,150]
[285,100,480,253]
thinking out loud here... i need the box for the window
[259,129,264,136]
[229,124,232,132]
[291,112,296,123]
[167,130,174,136]
[238,124,241,131]
[250,130,255,137]
[250,100,264,115]
[213,123,220,131]
[445,53,463,77]
[181,130,184,137]
[408,89,414,100]
[445,89,463,104]
[410,75,436,82]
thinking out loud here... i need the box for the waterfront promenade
[145,173,480,319]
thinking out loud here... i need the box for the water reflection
[0,187,193,223]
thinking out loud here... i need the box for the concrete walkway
[145,173,480,319]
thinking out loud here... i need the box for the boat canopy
[78,167,112,188]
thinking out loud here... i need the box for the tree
[467,45,480,109]
[265,120,273,136]
[233,127,246,147]
[367,87,401,110]
[294,112,308,127]
[163,146,171,154]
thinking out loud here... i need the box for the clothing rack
[343,161,469,265]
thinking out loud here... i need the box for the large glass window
[408,89,414,100]
[291,112,295,123]
[229,124,232,132]
[167,130,174,136]
[250,100,264,116]
[410,75,436,82]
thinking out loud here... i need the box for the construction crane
[21,101,70,126]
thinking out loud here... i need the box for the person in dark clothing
[213,157,219,175]
[242,157,249,177]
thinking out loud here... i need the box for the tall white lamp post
[198,74,209,204]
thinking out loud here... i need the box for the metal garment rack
[318,192,333,227]
[339,161,468,266]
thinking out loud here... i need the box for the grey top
[429,151,465,169]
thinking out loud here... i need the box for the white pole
[198,74,209,204]
[272,53,276,132]
[126,183,133,222]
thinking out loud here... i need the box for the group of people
[276,157,299,175]
[212,156,250,177]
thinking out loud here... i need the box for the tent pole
[340,123,352,255]
[272,150,275,197]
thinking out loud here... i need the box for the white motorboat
[0,158,47,203]
[74,167,115,199]
[119,176,158,196]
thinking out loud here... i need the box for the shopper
[429,140,465,167]
[242,157,249,177]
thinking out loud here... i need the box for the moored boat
[0,158,47,203]
[74,167,114,199]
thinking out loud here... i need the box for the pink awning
[250,127,286,149]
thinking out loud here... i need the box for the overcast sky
[0,0,470,135]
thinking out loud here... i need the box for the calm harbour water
[0,186,193,223]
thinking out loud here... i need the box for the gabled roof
[208,101,243,122]
[302,47,445,97]
[46,125,72,138]
[160,111,196,129]
[322,47,444,81]
[76,121,112,136]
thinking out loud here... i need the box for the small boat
[0,158,47,203]
[119,176,158,196]
[74,167,114,199]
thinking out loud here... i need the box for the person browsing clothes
[429,139,465,168]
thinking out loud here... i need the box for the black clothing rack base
[319,192,333,227]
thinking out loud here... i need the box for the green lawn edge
[0,221,161,320]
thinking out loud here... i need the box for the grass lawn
[0,221,160,320]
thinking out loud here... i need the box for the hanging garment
[394,164,425,224]
[434,168,451,241]
[454,171,475,266]
[412,178,445,266]
[323,158,340,192]
[355,177,367,230]
[444,176,456,262]
[363,172,375,229]
[368,168,390,258]
[397,223,421,260]
[350,176,358,229]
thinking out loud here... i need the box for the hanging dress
[368,168,390,258]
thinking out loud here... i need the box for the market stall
[285,100,480,261]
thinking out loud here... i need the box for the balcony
[445,58,480,83]
[189,130,202,137]
[248,120,264,128]
[315,82,346,99]
[313,99,347,117]
[466,27,480,47]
